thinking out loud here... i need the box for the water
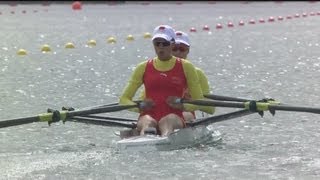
[1,1,320,179]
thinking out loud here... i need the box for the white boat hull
[114,125,222,152]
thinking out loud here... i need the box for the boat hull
[114,125,222,152]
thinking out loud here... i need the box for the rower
[119,25,214,136]
[172,30,213,121]
[138,30,214,122]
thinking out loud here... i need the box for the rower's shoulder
[180,58,194,66]
[135,59,149,70]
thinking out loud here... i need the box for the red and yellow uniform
[119,56,214,121]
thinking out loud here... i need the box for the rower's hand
[166,96,184,110]
[138,99,155,111]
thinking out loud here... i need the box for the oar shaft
[269,105,320,114]
[80,115,137,122]
[204,94,251,102]
[0,116,39,128]
[182,99,245,108]
[67,104,138,117]
[187,109,255,127]
[70,117,136,128]
[0,104,138,128]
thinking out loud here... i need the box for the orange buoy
[72,1,82,10]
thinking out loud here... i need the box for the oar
[181,99,320,115]
[79,115,137,122]
[0,104,138,128]
[204,94,252,102]
[69,116,136,128]
[77,100,142,111]
[65,102,119,111]
[187,109,255,127]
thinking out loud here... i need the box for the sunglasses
[153,41,171,47]
[172,46,188,52]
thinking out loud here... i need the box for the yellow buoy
[126,34,134,41]
[107,37,116,44]
[65,42,75,49]
[41,44,51,52]
[87,39,96,46]
[17,49,27,55]
[143,32,152,39]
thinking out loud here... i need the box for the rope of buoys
[12,9,319,56]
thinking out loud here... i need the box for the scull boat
[114,125,222,152]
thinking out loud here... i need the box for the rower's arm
[196,68,210,95]
[182,60,215,114]
[119,62,147,112]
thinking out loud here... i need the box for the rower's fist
[138,99,155,111]
[166,96,184,110]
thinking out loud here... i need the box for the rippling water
[1,2,320,180]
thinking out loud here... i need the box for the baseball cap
[175,31,190,47]
[152,25,176,43]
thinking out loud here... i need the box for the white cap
[152,25,176,42]
[175,31,190,46]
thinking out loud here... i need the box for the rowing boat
[3,94,317,152]
[114,125,222,152]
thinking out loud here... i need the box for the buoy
[41,44,51,52]
[202,25,210,31]
[302,13,307,17]
[126,34,134,41]
[286,15,292,19]
[72,1,82,10]
[65,42,75,49]
[107,37,116,44]
[216,23,223,29]
[294,14,300,18]
[189,27,197,32]
[259,18,265,23]
[249,19,255,24]
[17,49,27,55]
[87,39,96,46]
[238,21,245,26]
[310,12,315,16]
[227,22,234,27]
[268,16,275,22]
[143,32,152,39]
[277,16,284,21]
